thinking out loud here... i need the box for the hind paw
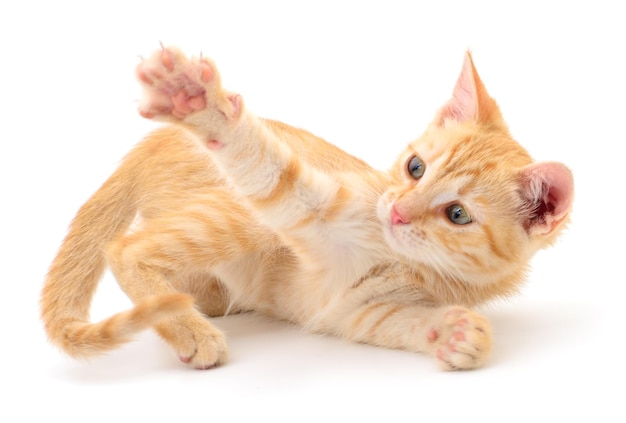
[177,334,228,370]
[157,315,228,370]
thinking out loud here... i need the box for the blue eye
[446,204,472,225]
[407,155,425,179]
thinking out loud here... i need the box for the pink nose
[391,206,409,225]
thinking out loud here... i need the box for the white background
[1,1,623,421]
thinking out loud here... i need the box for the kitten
[40,46,573,370]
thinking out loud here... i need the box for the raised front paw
[136,44,242,125]
[428,306,492,371]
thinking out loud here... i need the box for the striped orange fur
[40,46,574,370]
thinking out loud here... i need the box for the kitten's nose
[391,206,409,225]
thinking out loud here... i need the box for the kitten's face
[378,122,534,284]
[377,52,573,286]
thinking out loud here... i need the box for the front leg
[136,46,343,231]
[338,301,493,370]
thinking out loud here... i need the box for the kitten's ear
[520,162,574,236]
[437,51,504,127]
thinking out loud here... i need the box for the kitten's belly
[209,247,304,320]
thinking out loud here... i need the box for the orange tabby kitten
[40,46,573,370]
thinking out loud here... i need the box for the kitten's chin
[383,228,423,264]
[382,224,404,253]
[380,219,418,260]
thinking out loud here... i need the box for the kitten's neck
[403,262,526,307]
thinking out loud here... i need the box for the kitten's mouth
[377,197,410,250]
[380,214,406,252]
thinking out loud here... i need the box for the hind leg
[174,273,245,317]
[107,208,257,369]
[108,236,225,368]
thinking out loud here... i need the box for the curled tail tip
[161,292,195,309]
[50,293,196,359]
[137,293,195,317]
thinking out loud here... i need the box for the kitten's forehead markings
[414,149,453,189]
[429,191,459,210]
[411,144,445,167]
[428,175,474,209]
[412,134,446,156]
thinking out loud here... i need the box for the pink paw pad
[427,328,439,342]
[200,62,213,83]
[206,140,224,150]
[436,348,448,360]
[160,48,175,71]
[194,364,216,371]
[453,331,465,341]
[136,45,216,120]
[137,69,154,85]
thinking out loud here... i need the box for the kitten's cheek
[376,198,393,226]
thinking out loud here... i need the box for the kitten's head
[378,52,573,290]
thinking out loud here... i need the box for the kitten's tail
[40,134,192,358]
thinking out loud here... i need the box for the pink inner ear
[523,162,574,234]
[439,53,478,124]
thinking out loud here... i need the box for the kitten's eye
[446,204,472,225]
[407,155,425,179]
